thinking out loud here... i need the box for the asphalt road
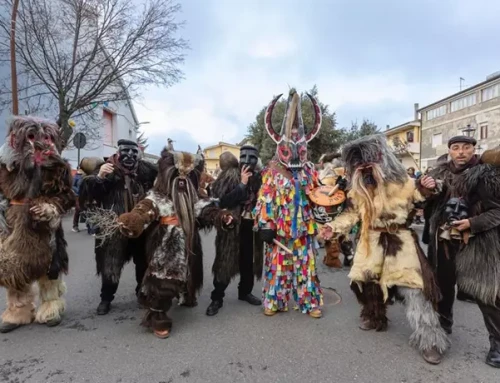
[0,220,498,383]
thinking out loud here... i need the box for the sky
[134,0,500,155]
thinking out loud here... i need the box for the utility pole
[10,0,20,115]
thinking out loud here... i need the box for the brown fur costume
[117,148,234,336]
[0,116,74,330]
[326,134,448,354]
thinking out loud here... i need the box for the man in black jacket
[206,146,264,316]
[419,135,500,367]
[79,140,157,315]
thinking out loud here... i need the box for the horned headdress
[264,88,322,169]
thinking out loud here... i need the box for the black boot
[457,291,476,303]
[97,301,111,315]
[238,293,261,306]
[206,300,223,316]
[486,337,500,368]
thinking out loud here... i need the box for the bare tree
[0,0,188,148]
[137,129,149,152]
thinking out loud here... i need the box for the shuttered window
[103,110,114,145]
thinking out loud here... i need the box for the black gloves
[259,229,276,244]
[336,177,348,191]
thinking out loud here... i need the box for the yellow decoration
[68,119,76,128]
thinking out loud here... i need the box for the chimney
[414,103,419,120]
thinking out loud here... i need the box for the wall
[385,125,421,169]
[421,90,500,169]
[62,100,138,168]
[203,144,241,172]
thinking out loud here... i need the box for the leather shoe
[0,322,21,333]
[359,319,376,331]
[206,300,223,316]
[457,291,476,303]
[422,347,443,365]
[486,338,500,368]
[238,293,261,306]
[46,317,62,327]
[96,301,111,315]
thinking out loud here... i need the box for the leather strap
[160,216,179,226]
[10,199,27,206]
[370,224,408,233]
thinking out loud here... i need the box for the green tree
[341,119,380,142]
[246,86,342,163]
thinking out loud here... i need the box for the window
[426,105,447,121]
[406,131,414,143]
[432,133,442,148]
[450,93,477,112]
[482,84,500,102]
[103,110,114,146]
[480,125,488,140]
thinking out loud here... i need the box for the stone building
[419,72,500,170]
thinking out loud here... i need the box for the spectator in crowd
[72,168,84,232]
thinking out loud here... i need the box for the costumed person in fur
[0,116,74,333]
[320,134,449,364]
[254,88,323,318]
[418,136,500,368]
[79,140,157,315]
[316,152,354,268]
[206,146,264,316]
[117,148,235,338]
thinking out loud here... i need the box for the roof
[384,120,420,136]
[203,142,241,151]
[418,74,500,112]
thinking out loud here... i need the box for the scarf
[447,155,480,174]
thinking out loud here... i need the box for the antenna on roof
[460,77,465,91]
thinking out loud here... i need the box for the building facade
[203,142,241,174]
[419,73,500,170]
[385,104,421,170]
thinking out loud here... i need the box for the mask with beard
[239,145,259,172]
[117,139,139,171]
[361,167,377,185]
[445,198,469,224]
[0,116,63,172]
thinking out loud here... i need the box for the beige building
[419,72,500,170]
[385,105,421,170]
[203,142,241,174]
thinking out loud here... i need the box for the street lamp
[463,124,476,138]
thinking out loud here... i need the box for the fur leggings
[352,283,449,353]
[1,275,66,325]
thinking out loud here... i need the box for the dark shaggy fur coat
[211,169,264,284]
[419,157,479,267]
[116,150,234,329]
[0,160,74,289]
[453,163,500,305]
[79,160,157,283]
[421,156,500,305]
